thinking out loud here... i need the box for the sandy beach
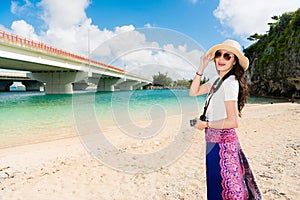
[0,102,299,200]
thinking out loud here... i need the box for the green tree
[188,76,209,85]
[247,33,263,41]
[173,79,190,88]
[152,72,173,87]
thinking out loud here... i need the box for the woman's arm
[189,54,211,96]
[194,100,239,130]
[189,80,211,96]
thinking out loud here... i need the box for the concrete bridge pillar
[28,71,87,94]
[118,80,140,91]
[133,82,148,90]
[97,77,121,92]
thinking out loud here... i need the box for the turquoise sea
[0,90,286,148]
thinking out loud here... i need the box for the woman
[189,40,261,200]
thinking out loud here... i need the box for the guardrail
[0,30,124,73]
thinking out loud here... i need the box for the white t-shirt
[205,75,239,121]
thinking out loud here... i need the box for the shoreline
[0,99,296,150]
[0,102,299,199]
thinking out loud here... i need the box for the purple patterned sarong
[205,128,261,200]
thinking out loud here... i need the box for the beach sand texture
[0,103,299,200]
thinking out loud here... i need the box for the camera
[190,115,206,126]
[190,118,197,127]
[190,115,207,127]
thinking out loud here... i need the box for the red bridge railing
[0,30,124,73]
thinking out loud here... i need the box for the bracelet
[196,72,203,76]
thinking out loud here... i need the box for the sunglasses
[214,51,234,61]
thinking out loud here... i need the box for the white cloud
[91,27,217,80]
[144,23,153,28]
[11,0,33,15]
[115,25,135,34]
[214,0,300,38]
[189,0,198,4]
[11,20,39,41]
[39,0,90,29]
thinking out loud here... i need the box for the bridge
[0,71,45,91]
[0,31,151,94]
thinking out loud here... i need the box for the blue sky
[0,0,299,79]
[84,0,220,48]
[0,0,222,48]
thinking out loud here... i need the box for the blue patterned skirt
[205,128,261,200]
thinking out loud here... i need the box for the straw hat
[207,39,249,71]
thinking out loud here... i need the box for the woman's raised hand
[198,53,211,74]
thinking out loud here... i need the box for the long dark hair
[233,55,249,117]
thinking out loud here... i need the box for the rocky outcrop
[245,8,300,98]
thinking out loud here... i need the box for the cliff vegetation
[244,8,300,99]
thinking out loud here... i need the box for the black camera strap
[200,69,235,121]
